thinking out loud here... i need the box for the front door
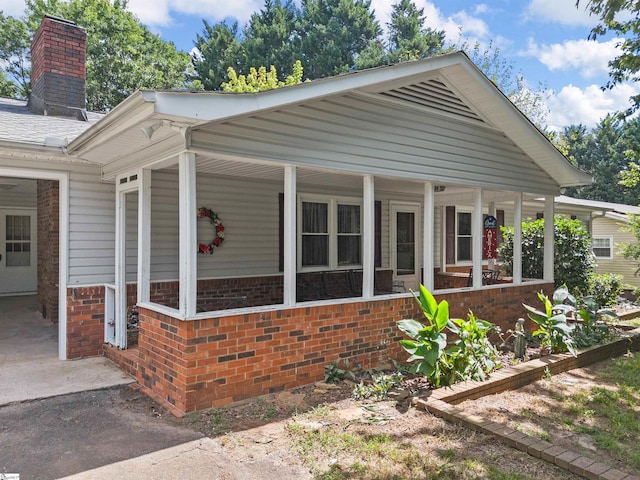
[0,209,37,294]
[391,203,420,292]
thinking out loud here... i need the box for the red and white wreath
[197,206,225,254]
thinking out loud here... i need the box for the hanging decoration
[197,206,225,254]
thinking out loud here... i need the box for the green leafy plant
[572,295,617,348]
[398,285,500,388]
[352,372,404,401]
[324,359,357,384]
[523,287,577,356]
[587,273,624,308]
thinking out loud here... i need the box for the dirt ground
[458,354,640,478]
[181,379,582,479]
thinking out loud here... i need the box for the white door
[0,209,37,294]
[391,203,420,292]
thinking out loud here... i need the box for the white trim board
[0,168,69,360]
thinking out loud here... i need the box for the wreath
[197,206,225,254]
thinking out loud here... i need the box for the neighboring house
[0,16,591,414]
[551,196,640,288]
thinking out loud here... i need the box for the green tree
[386,0,445,62]
[2,0,193,110]
[241,0,298,80]
[460,40,549,129]
[577,0,640,117]
[297,0,382,79]
[0,11,29,97]
[564,117,640,204]
[221,60,303,92]
[498,216,595,294]
[193,20,241,91]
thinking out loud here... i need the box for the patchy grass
[558,353,640,469]
[460,353,640,476]
[284,403,575,480]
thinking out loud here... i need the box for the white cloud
[524,0,595,27]
[522,38,621,79]
[474,4,490,15]
[128,0,263,27]
[546,83,639,130]
[2,0,27,17]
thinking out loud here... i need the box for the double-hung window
[299,195,362,270]
[592,236,613,259]
[457,211,472,262]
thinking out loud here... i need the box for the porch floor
[0,295,134,406]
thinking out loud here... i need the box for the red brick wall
[66,286,105,359]
[37,180,59,323]
[29,15,86,117]
[135,282,551,414]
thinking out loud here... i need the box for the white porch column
[362,175,375,299]
[423,182,434,291]
[472,188,483,288]
[115,187,127,347]
[543,195,555,283]
[179,152,197,317]
[439,206,447,273]
[137,169,151,304]
[488,201,496,270]
[513,192,523,284]
[283,166,297,306]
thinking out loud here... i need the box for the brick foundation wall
[66,285,105,359]
[135,282,551,414]
[37,180,59,323]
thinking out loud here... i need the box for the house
[551,196,640,288]
[0,15,591,415]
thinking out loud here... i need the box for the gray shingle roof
[0,97,103,147]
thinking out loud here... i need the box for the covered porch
[68,52,590,413]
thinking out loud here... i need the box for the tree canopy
[577,0,640,117]
[562,117,640,203]
[0,0,195,111]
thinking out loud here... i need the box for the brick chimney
[28,15,87,120]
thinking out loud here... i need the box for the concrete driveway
[0,295,133,406]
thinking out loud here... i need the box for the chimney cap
[41,14,82,28]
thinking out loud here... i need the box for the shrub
[587,273,623,308]
[499,216,595,294]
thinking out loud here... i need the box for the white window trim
[297,193,363,272]
[593,235,613,259]
[456,209,473,264]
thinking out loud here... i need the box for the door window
[396,212,415,275]
[6,215,31,267]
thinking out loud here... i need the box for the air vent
[379,79,484,123]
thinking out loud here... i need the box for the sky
[4,0,639,131]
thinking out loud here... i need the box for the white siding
[191,94,559,194]
[68,169,116,285]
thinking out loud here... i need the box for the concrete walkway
[0,295,133,406]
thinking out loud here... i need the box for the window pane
[338,236,361,265]
[5,216,13,241]
[458,212,471,235]
[302,235,328,266]
[593,248,610,257]
[458,237,472,261]
[302,202,327,233]
[396,212,415,275]
[338,205,360,234]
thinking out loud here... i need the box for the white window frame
[456,209,473,263]
[592,235,613,259]
[297,193,363,272]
